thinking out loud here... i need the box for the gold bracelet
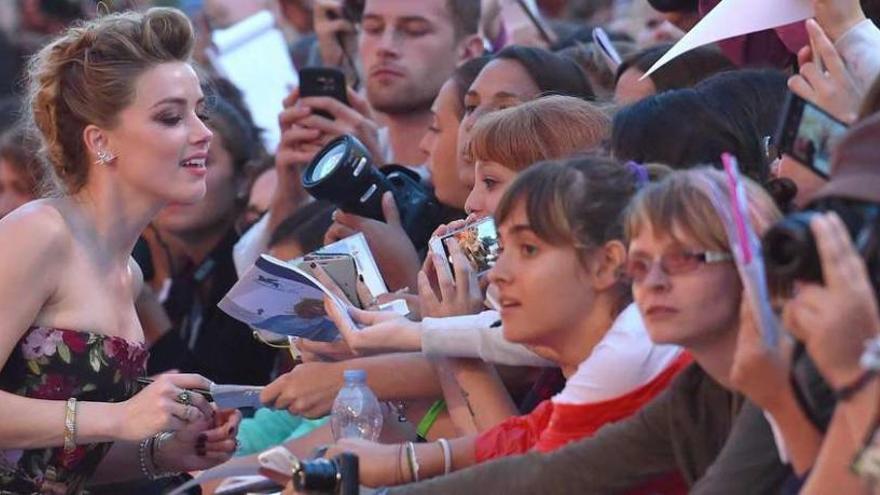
[63,398,77,453]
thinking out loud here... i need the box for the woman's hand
[155,408,242,472]
[418,238,484,318]
[788,19,862,124]
[115,374,214,441]
[321,296,422,356]
[261,361,344,418]
[326,438,405,487]
[783,212,880,389]
[730,298,794,411]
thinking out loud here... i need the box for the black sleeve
[387,384,681,495]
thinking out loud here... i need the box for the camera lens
[294,458,339,493]
[309,143,347,183]
[763,211,822,283]
[302,135,391,221]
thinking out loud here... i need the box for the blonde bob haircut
[625,167,782,252]
[468,94,610,172]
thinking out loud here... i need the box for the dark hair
[0,125,45,197]
[495,154,640,310]
[648,0,699,12]
[557,40,638,98]
[450,55,492,120]
[447,0,481,39]
[694,68,789,139]
[269,201,335,253]
[494,45,595,101]
[611,87,769,183]
[204,76,265,176]
[616,43,734,94]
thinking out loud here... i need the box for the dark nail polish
[197,433,207,443]
[229,426,235,435]
[310,262,318,269]
[196,446,206,457]
[358,274,365,282]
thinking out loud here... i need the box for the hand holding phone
[775,91,848,178]
[298,67,350,120]
[428,217,500,279]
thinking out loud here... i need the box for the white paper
[643,0,813,78]
[209,10,298,152]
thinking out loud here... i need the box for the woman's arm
[801,379,878,494]
[325,435,477,487]
[434,358,518,433]
[261,352,444,418]
[0,204,126,448]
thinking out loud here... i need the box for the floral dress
[0,327,148,495]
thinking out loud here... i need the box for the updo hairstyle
[25,7,195,193]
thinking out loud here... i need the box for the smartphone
[775,92,849,178]
[298,67,349,120]
[297,253,361,307]
[429,217,500,279]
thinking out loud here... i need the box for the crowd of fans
[2,0,880,494]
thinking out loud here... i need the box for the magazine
[219,234,405,342]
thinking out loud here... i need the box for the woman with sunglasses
[371,167,793,495]
[311,156,690,490]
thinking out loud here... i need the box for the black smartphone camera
[293,452,359,495]
[775,92,848,178]
[302,135,444,250]
[763,197,880,285]
[299,67,350,120]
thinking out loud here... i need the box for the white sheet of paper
[643,0,813,78]
[210,10,298,152]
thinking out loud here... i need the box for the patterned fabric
[0,327,148,495]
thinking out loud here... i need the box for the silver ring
[176,390,192,406]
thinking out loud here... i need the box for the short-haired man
[235,0,484,285]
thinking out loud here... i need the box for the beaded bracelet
[138,433,178,480]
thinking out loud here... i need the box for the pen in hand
[136,377,214,402]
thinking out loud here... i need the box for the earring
[95,150,115,166]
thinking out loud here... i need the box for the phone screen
[440,217,500,275]
[778,94,849,178]
[793,103,847,177]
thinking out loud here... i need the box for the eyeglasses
[625,251,733,283]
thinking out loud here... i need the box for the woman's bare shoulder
[0,199,73,262]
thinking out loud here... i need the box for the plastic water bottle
[330,369,383,441]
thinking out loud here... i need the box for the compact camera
[302,134,445,250]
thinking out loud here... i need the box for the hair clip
[626,161,649,188]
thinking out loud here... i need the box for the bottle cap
[343,369,367,383]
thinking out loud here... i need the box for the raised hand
[418,238,484,318]
[783,212,880,390]
[322,296,422,355]
[788,19,862,124]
